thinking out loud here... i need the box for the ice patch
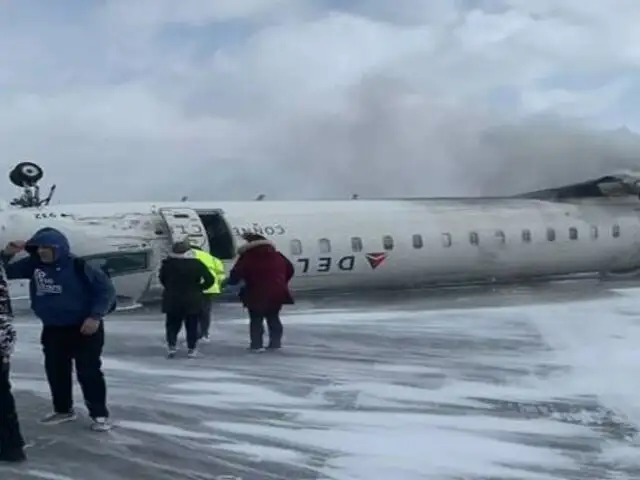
[117,420,218,439]
[527,296,640,428]
[214,442,308,464]
[313,378,572,412]
[284,298,615,327]
[310,382,441,409]
[12,378,58,395]
[610,286,640,296]
[208,416,576,479]
[161,390,322,409]
[599,441,640,470]
[285,309,426,325]
[166,381,325,408]
[371,363,441,374]
[103,358,239,380]
[10,292,640,479]
[24,471,78,480]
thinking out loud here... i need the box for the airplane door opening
[197,211,236,260]
[159,207,210,252]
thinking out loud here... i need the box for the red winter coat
[228,239,294,312]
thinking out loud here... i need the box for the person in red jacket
[226,233,294,351]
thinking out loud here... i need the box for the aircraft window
[590,226,598,239]
[290,239,303,256]
[318,238,331,253]
[469,232,479,245]
[612,224,621,238]
[382,235,394,251]
[522,229,531,243]
[412,234,423,249]
[546,228,556,242]
[442,233,452,247]
[569,227,578,240]
[351,237,363,252]
[494,230,505,244]
[82,251,150,277]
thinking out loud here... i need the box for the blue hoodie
[0,227,116,326]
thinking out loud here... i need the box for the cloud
[0,0,639,202]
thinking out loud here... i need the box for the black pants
[248,307,283,349]
[198,295,214,338]
[166,312,199,350]
[41,324,109,419]
[0,360,25,454]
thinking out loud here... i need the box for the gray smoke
[5,76,637,204]
[179,76,640,201]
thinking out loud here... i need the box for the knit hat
[171,240,191,254]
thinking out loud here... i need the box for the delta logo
[365,252,388,270]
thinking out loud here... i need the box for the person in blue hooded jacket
[1,227,116,432]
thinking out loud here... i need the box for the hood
[25,227,71,261]
[237,239,275,255]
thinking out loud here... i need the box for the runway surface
[2,281,640,479]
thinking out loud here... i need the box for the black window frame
[81,251,151,277]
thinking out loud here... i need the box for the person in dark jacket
[225,233,294,352]
[0,261,26,463]
[159,241,215,358]
[1,227,116,432]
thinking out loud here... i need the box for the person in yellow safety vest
[191,245,225,342]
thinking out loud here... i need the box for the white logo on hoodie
[33,268,63,295]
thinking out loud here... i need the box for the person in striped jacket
[0,263,26,463]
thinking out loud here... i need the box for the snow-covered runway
[3,284,640,479]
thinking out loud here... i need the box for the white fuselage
[2,197,640,306]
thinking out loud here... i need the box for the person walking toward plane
[159,241,215,358]
[0,261,26,462]
[225,233,294,352]
[1,227,117,432]
[190,244,225,343]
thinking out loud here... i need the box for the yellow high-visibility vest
[192,249,225,294]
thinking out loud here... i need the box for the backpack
[72,257,118,314]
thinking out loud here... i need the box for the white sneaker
[187,349,198,358]
[200,335,210,343]
[90,417,112,432]
[40,412,77,425]
[167,346,177,358]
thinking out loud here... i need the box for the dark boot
[265,311,283,349]
[0,362,26,463]
[0,448,26,463]
[248,311,265,349]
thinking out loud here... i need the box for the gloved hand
[221,278,244,292]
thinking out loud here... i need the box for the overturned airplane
[2,161,640,308]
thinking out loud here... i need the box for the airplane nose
[0,215,153,309]
[74,233,152,309]
[39,226,152,308]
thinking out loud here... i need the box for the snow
[23,471,77,480]
[163,381,328,407]
[4,285,640,478]
[116,421,218,439]
[213,443,308,464]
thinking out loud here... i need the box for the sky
[1,0,640,202]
